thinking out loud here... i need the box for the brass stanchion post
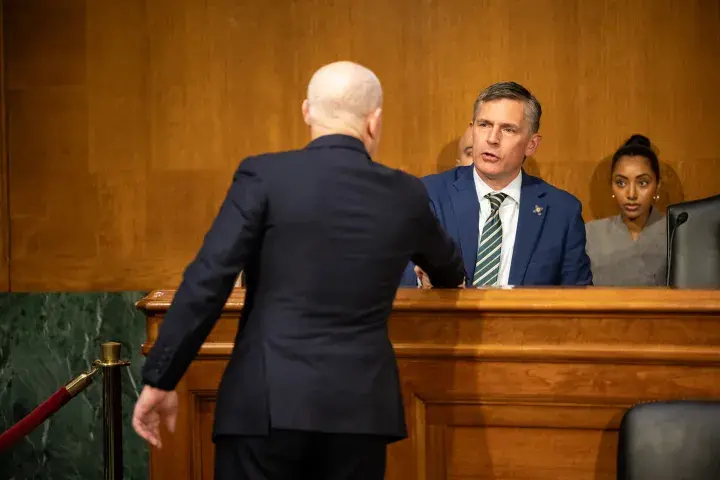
[97,342,130,480]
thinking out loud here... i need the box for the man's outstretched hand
[414,266,466,288]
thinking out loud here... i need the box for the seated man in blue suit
[402,81,593,287]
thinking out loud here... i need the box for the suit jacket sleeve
[410,187,465,288]
[399,191,441,287]
[142,158,268,391]
[561,201,593,286]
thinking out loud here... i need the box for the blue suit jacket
[400,166,593,286]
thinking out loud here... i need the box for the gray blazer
[585,208,667,286]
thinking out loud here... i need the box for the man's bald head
[456,125,473,166]
[302,61,384,155]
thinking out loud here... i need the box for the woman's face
[611,155,660,221]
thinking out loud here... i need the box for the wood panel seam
[393,343,720,365]
[159,342,720,366]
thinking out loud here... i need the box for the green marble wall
[0,292,149,479]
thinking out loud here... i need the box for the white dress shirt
[472,169,522,287]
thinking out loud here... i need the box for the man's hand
[414,266,433,288]
[415,266,466,288]
[132,385,178,449]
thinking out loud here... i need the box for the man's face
[472,98,540,186]
[456,126,473,166]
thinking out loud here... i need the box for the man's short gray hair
[472,82,542,134]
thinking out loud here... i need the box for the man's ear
[301,99,311,126]
[525,133,542,157]
[367,107,382,138]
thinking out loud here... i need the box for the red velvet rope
[0,387,72,452]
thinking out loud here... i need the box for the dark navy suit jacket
[400,165,593,286]
[142,135,465,442]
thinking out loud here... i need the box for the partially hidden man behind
[456,124,473,166]
[132,61,465,480]
[402,82,592,287]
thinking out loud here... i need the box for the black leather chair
[618,401,720,479]
[667,194,720,288]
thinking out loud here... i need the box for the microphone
[666,212,689,286]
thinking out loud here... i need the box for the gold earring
[612,194,615,199]
[654,194,660,200]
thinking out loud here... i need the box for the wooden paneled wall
[0,3,8,292]
[3,0,720,291]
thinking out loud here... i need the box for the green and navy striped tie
[473,192,508,287]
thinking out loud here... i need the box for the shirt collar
[472,168,523,204]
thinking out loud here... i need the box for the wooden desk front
[137,287,720,479]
